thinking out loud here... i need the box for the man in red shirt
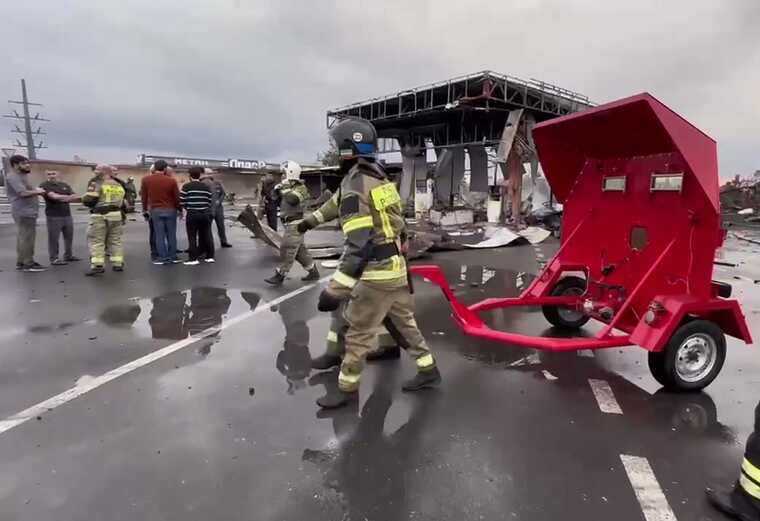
[141,160,182,264]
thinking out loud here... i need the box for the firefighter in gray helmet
[707,400,760,520]
[298,117,440,409]
[264,160,320,285]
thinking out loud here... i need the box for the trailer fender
[630,295,753,352]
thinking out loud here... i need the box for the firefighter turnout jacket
[277,179,310,222]
[302,158,407,290]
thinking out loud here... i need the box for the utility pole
[3,79,49,159]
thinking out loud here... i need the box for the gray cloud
[2,0,758,176]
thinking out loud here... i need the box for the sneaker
[16,263,23,271]
[51,259,68,266]
[112,265,124,272]
[152,261,165,265]
[221,243,233,248]
[204,258,215,263]
[171,259,182,264]
[184,260,200,266]
[65,256,81,262]
[22,264,47,273]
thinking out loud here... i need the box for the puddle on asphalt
[98,288,263,342]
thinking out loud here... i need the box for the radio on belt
[413,93,752,391]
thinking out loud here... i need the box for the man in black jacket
[180,167,215,266]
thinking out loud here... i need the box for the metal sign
[141,154,274,170]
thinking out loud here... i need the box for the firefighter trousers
[88,213,124,267]
[326,301,397,357]
[339,280,435,392]
[277,221,314,275]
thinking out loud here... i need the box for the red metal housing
[413,93,752,353]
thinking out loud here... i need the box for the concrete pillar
[400,144,425,204]
[467,145,488,192]
[435,146,465,206]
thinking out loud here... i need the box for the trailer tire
[542,276,590,330]
[648,320,726,392]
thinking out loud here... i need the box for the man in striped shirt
[180,167,215,266]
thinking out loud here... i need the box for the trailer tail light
[645,301,665,325]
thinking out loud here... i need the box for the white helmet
[280,160,302,181]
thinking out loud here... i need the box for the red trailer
[413,93,752,391]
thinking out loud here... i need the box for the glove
[317,288,341,312]
[296,219,312,234]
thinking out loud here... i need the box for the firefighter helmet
[280,160,302,181]
[329,117,378,160]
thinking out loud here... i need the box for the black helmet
[329,117,377,160]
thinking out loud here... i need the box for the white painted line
[620,455,677,521]
[589,378,623,414]
[577,349,595,358]
[0,277,331,436]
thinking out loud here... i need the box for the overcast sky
[2,0,758,176]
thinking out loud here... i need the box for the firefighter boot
[301,265,320,282]
[366,345,401,361]
[316,389,358,409]
[85,266,105,277]
[707,484,760,521]
[311,353,342,371]
[264,271,285,286]
[402,366,442,392]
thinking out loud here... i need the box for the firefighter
[83,164,127,276]
[264,160,319,285]
[706,400,760,520]
[297,117,441,409]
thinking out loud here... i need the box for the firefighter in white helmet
[264,160,320,285]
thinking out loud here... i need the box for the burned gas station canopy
[326,70,594,149]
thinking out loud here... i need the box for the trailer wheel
[647,320,726,392]
[542,276,590,330]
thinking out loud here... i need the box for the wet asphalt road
[0,220,758,521]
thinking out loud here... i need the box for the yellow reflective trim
[326,330,338,343]
[416,354,435,369]
[342,215,373,234]
[91,257,105,264]
[378,209,393,239]
[313,210,325,224]
[361,266,406,281]
[338,371,361,384]
[743,458,760,484]
[332,270,358,288]
[740,474,760,500]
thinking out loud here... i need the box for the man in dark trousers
[203,172,232,248]
[179,167,215,266]
[260,172,279,230]
[39,170,81,265]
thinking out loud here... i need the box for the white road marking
[620,455,677,521]
[577,349,595,358]
[589,379,623,414]
[0,277,330,436]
